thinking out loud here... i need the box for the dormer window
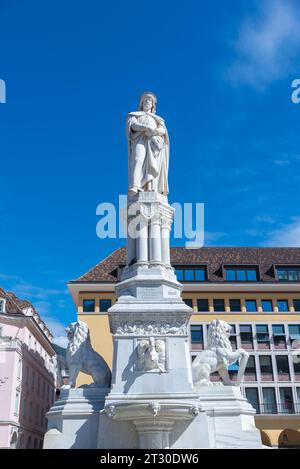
[174,266,207,282]
[0,299,5,313]
[276,266,300,282]
[225,266,258,282]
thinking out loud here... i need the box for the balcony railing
[254,402,300,415]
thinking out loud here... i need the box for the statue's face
[142,96,153,112]
[222,322,232,337]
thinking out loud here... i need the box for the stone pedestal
[197,386,262,448]
[98,192,212,449]
[43,387,108,449]
[126,191,173,267]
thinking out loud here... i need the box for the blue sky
[0,0,300,344]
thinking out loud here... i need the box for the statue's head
[139,91,157,113]
[66,320,90,355]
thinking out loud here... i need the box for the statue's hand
[145,127,157,137]
[156,126,165,137]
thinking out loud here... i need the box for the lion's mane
[207,319,232,352]
[67,320,90,357]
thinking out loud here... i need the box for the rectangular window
[245,356,256,380]
[229,325,237,349]
[277,300,289,312]
[256,325,270,348]
[273,324,285,334]
[183,298,193,308]
[240,325,253,348]
[184,270,194,281]
[15,392,20,415]
[276,355,290,379]
[262,388,277,414]
[213,299,225,312]
[261,300,273,312]
[175,268,206,282]
[289,324,300,340]
[279,387,294,413]
[272,325,286,348]
[225,269,236,281]
[293,359,300,375]
[245,388,260,414]
[225,268,258,282]
[229,299,241,312]
[194,269,206,281]
[83,299,95,313]
[0,299,4,313]
[259,355,273,380]
[32,371,35,390]
[293,300,300,312]
[175,269,184,281]
[197,299,209,312]
[99,299,112,312]
[277,267,300,282]
[245,300,257,312]
[296,389,300,413]
[17,358,22,379]
[190,325,203,350]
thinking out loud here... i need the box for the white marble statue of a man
[126,92,169,196]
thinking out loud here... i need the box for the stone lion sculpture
[64,320,111,388]
[192,319,249,388]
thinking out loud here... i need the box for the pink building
[0,288,56,449]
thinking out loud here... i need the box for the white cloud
[52,336,68,348]
[227,0,300,88]
[0,273,70,343]
[263,217,300,246]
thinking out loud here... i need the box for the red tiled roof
[0,288,25,315]
[70,247,300,283]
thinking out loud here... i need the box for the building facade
[68,246,300,448]
[0,288,56,449]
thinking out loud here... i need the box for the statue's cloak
[126,111,169,195]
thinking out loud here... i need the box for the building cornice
[68,281,300,305]
[0,313,56,355]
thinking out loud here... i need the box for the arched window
[26,436,32,449]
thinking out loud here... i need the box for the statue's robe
[126,111,169,195]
